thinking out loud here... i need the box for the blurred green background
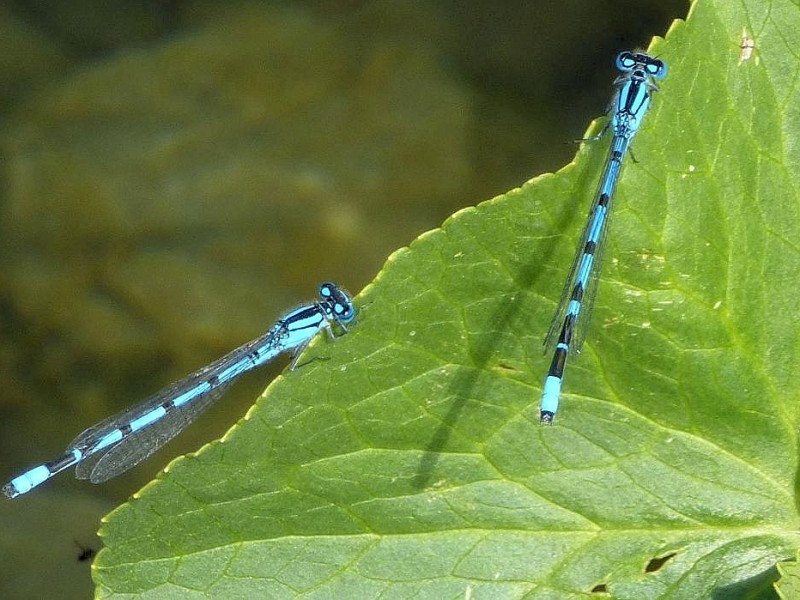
[0,0,688,597]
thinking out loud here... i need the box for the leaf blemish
[645,552,677,573]
[590,583,609,593]
[739,28,755,64]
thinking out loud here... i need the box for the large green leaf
[96,0,800,597]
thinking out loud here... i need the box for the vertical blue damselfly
[540,52,667,424]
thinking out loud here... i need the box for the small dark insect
[74,540,96,563]
[590,583,609,593]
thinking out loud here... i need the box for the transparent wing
[569,136,634,355]
[544,134,632,356]
[543,118,612,351]
[570,192,615,355]
[543,166,610,351]
[544,201,598,348]
[86,382,232,483]
[71,325,286,481]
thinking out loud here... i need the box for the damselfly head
[615,51,667,80]
[318,282,356,323]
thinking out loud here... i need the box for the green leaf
[776,554,800,600]
[96,0,800,597]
